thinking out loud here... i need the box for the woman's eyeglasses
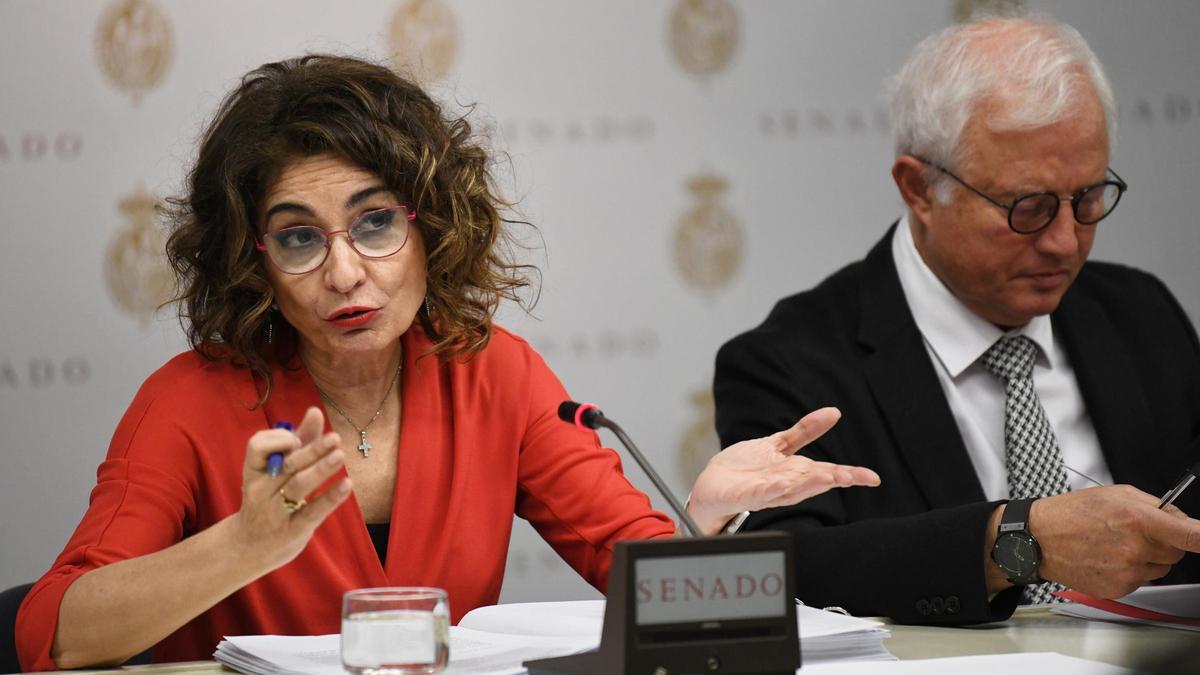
[256,205,416,275]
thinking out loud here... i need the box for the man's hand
[687,407,881,536]
[986,485,1200,597]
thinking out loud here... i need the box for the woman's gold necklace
[312,361,402,458]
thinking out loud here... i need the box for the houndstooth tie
[980,335,1070,605]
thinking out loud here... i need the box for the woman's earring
[425,295,433,318]
[266,303,278,344]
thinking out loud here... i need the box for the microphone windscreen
[558,400,603,429]
[557,401,581,424]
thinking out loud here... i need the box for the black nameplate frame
[525,531,799,675]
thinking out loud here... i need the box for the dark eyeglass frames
[914,157,1128,234]
[256,205,417,275]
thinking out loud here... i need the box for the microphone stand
[589,413,703,538]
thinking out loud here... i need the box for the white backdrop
[2,0,1198,604]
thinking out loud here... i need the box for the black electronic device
[991,498,1042,586]
[525,402,801,674]
[525,533,799,675]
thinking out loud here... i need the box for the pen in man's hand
[267,421,294,478]
[1157,460,1200,510]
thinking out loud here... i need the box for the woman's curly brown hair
[165,54,534,402]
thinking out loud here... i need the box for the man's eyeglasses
[915,157,1128,234]
[256,205,416,275]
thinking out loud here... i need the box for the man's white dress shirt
[891,217,1113,500]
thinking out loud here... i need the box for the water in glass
[342,588,449,675]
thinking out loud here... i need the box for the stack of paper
[1051,583,1200,632]
[214,628,594,675]
[796,605,894,663]
[457,599,895,664]
[215,634,340,675]
[214,599,893,674]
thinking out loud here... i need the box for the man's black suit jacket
[715,227,1200,625]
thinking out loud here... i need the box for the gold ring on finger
[279,487,307,513]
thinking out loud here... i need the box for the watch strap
[999,497,1034,533]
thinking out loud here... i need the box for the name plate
[526,532,799,675]
[636,550,787,625]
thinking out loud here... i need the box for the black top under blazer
[714,226,1200,625]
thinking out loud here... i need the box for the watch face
[994,533,1040,582]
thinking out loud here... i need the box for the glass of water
[342,587,450,675]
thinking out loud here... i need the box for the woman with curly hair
[16,55,878,670]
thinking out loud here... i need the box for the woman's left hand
[686,407,880,536]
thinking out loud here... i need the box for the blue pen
[267,421,294,478]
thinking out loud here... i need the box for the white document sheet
[442,628,595,674]
[1052,583,1200,632]
[457,600,605,638]
[459,599,895,663]
[1114,583,1200,617]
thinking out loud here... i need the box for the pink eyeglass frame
[255,205,418,274]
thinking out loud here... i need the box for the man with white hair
[715,13,1200,624]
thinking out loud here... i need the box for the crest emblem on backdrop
[951,0,1025,22]
[673,173,743,295]
[388,0,459,82]
[95,0,173,104]
[677,388,721,487]
[104,190,174,326]
[668,0,739,77]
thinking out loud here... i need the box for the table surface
[878,605,1194,670]
[41,605,1196,674]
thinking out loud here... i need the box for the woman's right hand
[51,405,354,669]
[233,405,352,570]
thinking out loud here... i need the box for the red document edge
[1054,589,1200,627]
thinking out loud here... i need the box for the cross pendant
[358,431,372,458]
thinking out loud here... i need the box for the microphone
[558,401,702,537]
